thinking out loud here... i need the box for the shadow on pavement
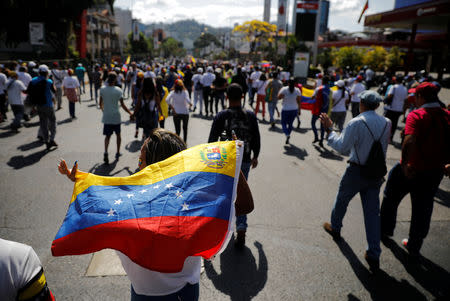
[7,148,51,169]
[268,125,283,133]
[434,188,450,208]
[17,140,44,151]
[89,160,135,176]
[382,237,450,299]
[204,240,268,301]
[57,118,72,125]
[0,129,18,138]
[313,145,344,161]
[334,238,427,301]
[125,139,143,153]
[283,144,308,160]
[23,121,40,128]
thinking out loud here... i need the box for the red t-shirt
[404,106,450,171]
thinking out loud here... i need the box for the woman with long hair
[278,78,302,144]
[134,78,162,139]
[166,79,192,143]
[62,69,80,119]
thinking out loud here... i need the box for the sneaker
[270,122,275,128]
[323,222,341,240]
[364,252,380,273]
[115,152,121,159]
[104,152,109,164]
[234,230,246,249]
[285,135,290,145]
[319,141,324,147]
[37,136,44,142]
[49,140,58,148]
[312,138,319,144]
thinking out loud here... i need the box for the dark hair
[260,74,267,81]
[322,76,330,85]
[155,76,164,97]
[142,78,156,98]
[361,101,379,111]
[107,72,117,85]
[288,78,296,93]
[227,83,243,101]
[144,128,186,166]
[272,72,279,79]
[19,66,26,72]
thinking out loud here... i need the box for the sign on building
[29,22,44,45]
[293,52,309,78]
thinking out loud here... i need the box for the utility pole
[312,0,322,66]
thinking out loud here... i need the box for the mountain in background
[143,19,231,49]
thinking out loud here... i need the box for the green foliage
[386,46,404,71]
[194,33,221,49]
[318,48,333,70]
[159,37,186,58]
[363,46,388,71]
[213,51,228,60]
[125,32,152,55]
[332,46,365,70]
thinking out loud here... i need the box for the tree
[318,48,333,71]
[233,20,277,53]
[385,46,404,71]
[363,46,388,71]
[160,37,186,58]
[125,32,152,55]
[193,33,221,49]
[332,46,365,70]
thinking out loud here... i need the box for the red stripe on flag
[51,216,229,273]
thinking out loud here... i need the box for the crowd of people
[0,57,449,300]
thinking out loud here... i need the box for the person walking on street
[92,65,102,107]
[5,71,27,132]
[384,76,408,142]
[75,63,86,95]
[249,66,262,107]
[167,79,192,143]
[212,68,227,116]
[312,76,331,146]
[231,67,248,105]
[192,68,204,115]
[278,78,301,144]
[350,75,366,117]
[27,65,58,150]
[330,80,349,132]
[0,65,8,122]
[320,90,391,272]
[254,73,267,121]
[267,72,283,127]
[208,83,260,249]
[62,69,80,119]
[135,78,161,140]
[51,62,64,110]
[100,72,134,164]
[201,66,215,117]
[380,82,450,257]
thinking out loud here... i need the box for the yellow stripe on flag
[125,55,131,65]
[302,87,315,98]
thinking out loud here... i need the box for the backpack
[28,79,48,105]
[195,79,203,91]
[222,108,254,158]
[356,120,388,179]
[137,98,158,129]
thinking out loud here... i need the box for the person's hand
[129,113,135,121]
[251,157,258,169]
[319,113,332,129]
[58,159,78,182]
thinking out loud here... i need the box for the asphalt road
[0,89,449,300]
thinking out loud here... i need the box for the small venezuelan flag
[52,141,243,273]
[125,55,131,65]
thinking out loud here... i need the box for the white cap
[78,63,82,67]
[38,64,49,73]
[207,66,213,72]
[215,68,222,73]
[28,61,36,67]
[197,68,203,73]
[336,80,345,88]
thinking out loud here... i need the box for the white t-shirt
[0,73,7,95]
[250,71,261,88]
[192,74,202,89]
[278,86,301,111]
[200,72,215,87]
[62,76,80,89]
[256,80,267,95]
[280,71,290,82]
[331,89,349,112]
[117,252,201,296]
[51,69,64,88]
[166,90,192,115]
[350,82,366,103]
[17,72,32,88]
[386,84,408,112]
[6,79,26,105]
[144,71,156,79]
[0,239,42,301]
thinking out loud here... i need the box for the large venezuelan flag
[301,86,338,111]
[52,141,243,273]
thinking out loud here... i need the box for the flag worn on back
[52,141,243,273]
[301,86,338,111]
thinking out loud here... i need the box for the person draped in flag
[57,128,254,300]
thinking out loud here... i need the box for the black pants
[380,163,444,253]
[385,110,402,140]
[0,94,7,120]
[214,92,225,115]
[202,87,212,115]
[351,102,360,118]
[173,114,189,142]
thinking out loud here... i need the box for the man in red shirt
[380,82,450,256]
[311,76,330,147]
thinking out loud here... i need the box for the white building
[114,7,132,54]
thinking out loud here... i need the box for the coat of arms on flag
[52,141,243,273]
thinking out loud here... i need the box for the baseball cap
[359,90,382,104]
[336,80,345,88]
[207,66,213,72]
[38,64,49,73]
[415,82,438,101]
[357,75,363,81]
[197,68,203,73]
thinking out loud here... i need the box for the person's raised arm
[58,160,78,182]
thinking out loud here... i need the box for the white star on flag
[175,190,183,198]
[181,202,189,211]
[153,184,160,189]
[165,183,174,189]
[114,199,122,205]
[107,208,115,216]
[127,193,135,198]
[139,189,148,194]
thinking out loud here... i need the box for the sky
[114,0,395,32]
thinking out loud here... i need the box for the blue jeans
[331,164,383,259]
[380,163,443,253]
[236,161,251,231]
[131,283,199,301]
[311,114,325,142]
[10,104,24,129]
[281,109,298,137]
[268,101,277,123]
